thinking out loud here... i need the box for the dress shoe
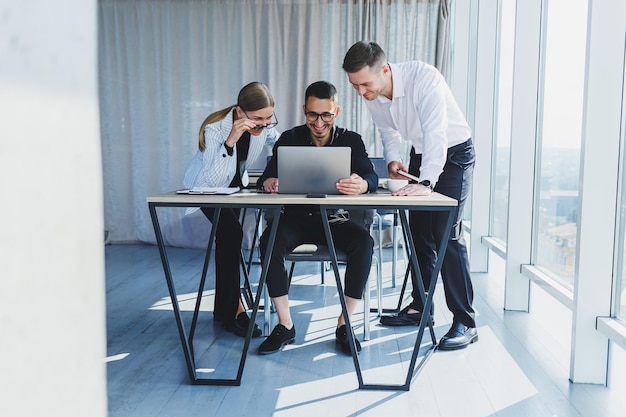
[226,312,262,338]
[438,321,478,351]
[258,323,295,355]
[335,325,362,355]
[379,305,434,326]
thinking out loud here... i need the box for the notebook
[176,187,239,195]
[277,146,351,195]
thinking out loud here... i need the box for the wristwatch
[418,180,434,190]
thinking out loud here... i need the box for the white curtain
[99,0,450,247]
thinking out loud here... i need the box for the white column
[503,0,544,311]
[0,1,107,415]
[569,0,625,384]
[449,0,472,120]
[467,0,499,273]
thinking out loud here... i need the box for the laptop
[277,146,351,195]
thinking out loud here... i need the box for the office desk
[147,190,457,390]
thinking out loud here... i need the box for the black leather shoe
[379,305,434,326]
[438,321,478,351]
[335,325,362,355]
[227,312,262,338]
[258,324,295,355]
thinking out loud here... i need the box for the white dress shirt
[364,61,472,184]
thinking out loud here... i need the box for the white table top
[147,189,458,208]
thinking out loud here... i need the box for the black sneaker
[335,324,362,355]
[258,324,296,355]
[226,312,262,338]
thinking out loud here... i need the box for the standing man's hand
[387,161,407,179]
[386,160,432,195]
[391,183,431,196]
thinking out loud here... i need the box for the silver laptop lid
[277,146,351,194]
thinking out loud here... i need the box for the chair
[369,157,409,313]
[238,207,264,309]
[279,209,381,341]
[286,209,373,285]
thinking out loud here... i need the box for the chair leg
[370,252,412,315]
[376,253,383,317]
[288,261,296,286]
[239,250,254,310]
[245,208,264,274]
[239,208,264,311]
[363,271,371,341]
[392,211,399,287]
[370,214,382,316]
[263,283,271,335]
[395,264,411,312]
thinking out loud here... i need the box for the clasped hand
[263,178,279,193]
[336,173,367,195]
[262,174,367,195]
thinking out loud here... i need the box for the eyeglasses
[305,110,336,123]
[242,110,278,131]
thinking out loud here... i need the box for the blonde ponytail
[198,105,236,151]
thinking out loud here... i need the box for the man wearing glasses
[257,81,378,355]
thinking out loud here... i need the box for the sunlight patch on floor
[149,290,215,311]
[268,325,537,417]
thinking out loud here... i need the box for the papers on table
[176,187,240,195]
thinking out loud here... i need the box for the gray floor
[106,243,626,417]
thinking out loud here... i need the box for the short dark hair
[304,81,337,103]
[342,41,387,73]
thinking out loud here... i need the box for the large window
[489,0,516,244]
[617,64,626,321]
[534,0,588,288]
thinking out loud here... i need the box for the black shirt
[258,125,378,192]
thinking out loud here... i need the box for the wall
[0,1,107,415]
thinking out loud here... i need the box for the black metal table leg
[318,203,456,391]
[319,207,365,387]
[149,203,281,385]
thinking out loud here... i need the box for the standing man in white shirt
[342,41,478,350]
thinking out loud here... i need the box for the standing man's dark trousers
[408,139,476,329]
[201,207,242,329]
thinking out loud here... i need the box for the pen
[397,169,420,183]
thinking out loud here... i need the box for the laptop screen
[277,146,351,194]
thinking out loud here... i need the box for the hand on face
[336,173,367,195]
[225,106,275,146]
[225,118,259,147]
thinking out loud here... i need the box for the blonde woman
[183,81,279,337]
